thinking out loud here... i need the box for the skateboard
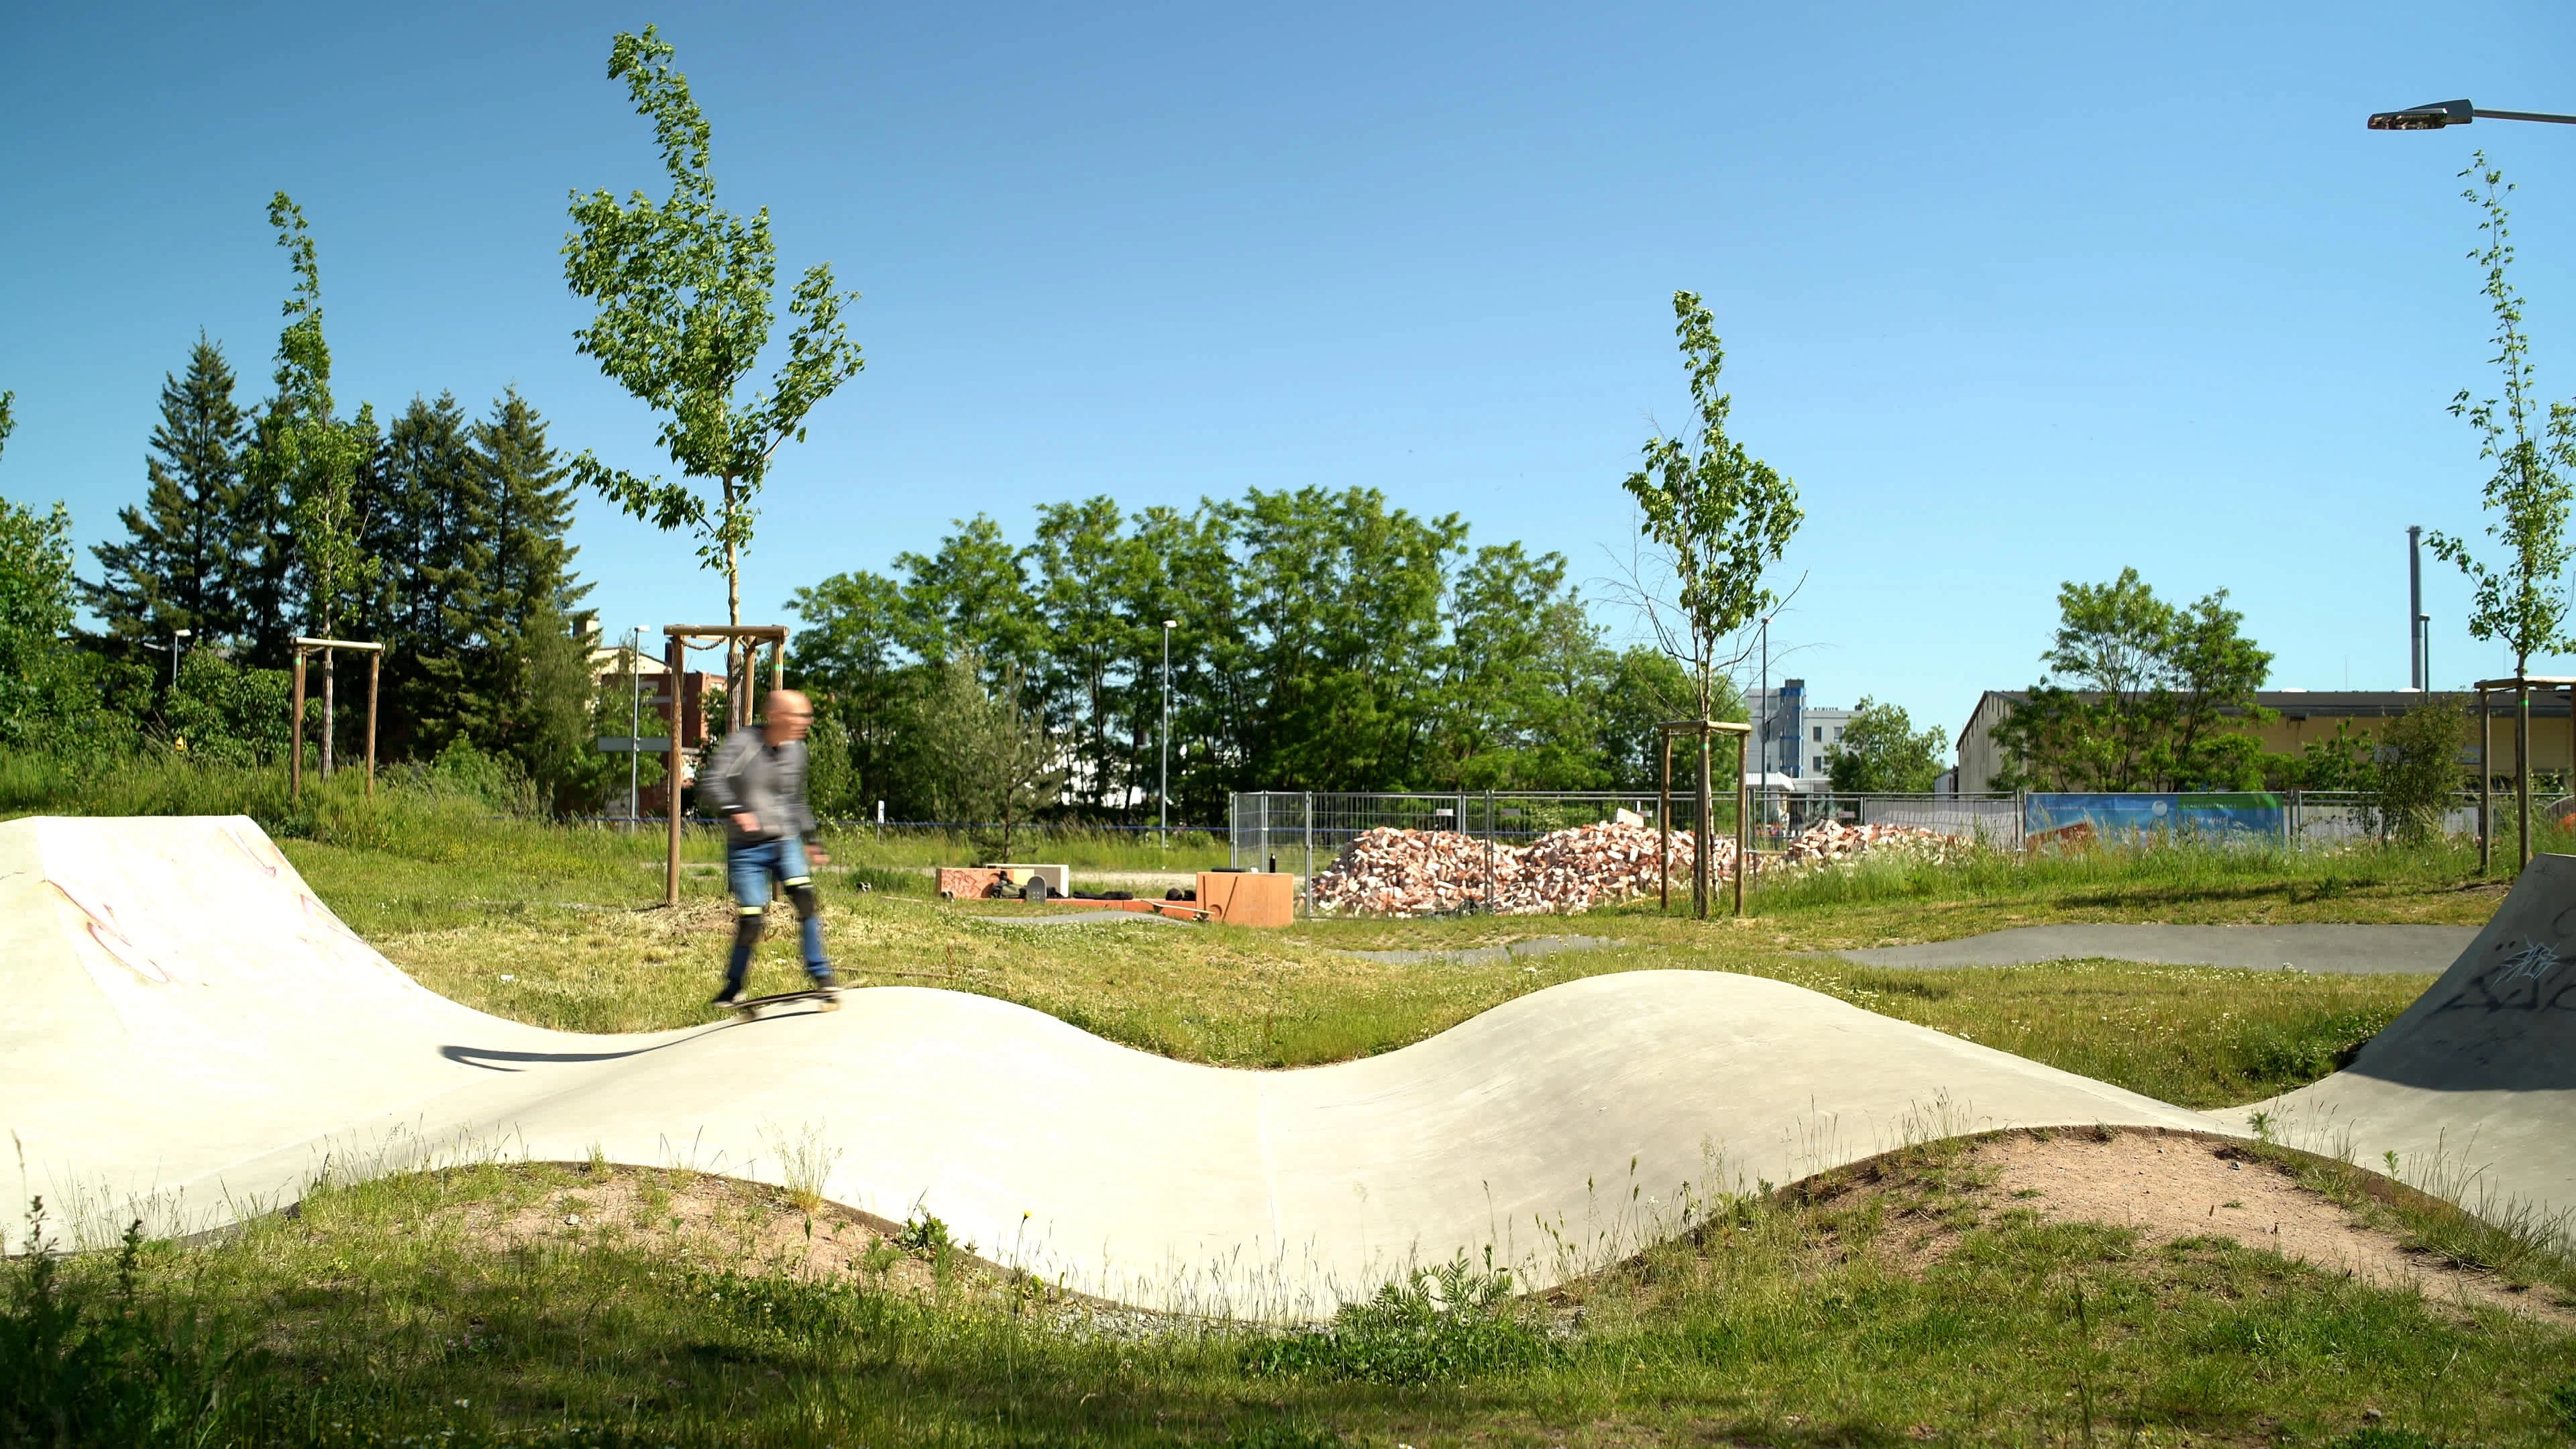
[731,987,843,1020]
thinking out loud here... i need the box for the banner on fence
[2024,792,2285,848]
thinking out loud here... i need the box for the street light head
[1162,619,1177,629]
[2368,99,2473,131]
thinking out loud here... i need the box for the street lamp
[1159,620,1176,848]
[170,628,191,691]
[2367,99,2576,131]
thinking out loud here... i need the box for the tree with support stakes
[564,26,864,729]
[659,625,788,908]
[1617,290,1801,918]
[2426,155,2576,872]
[256,195,378,775]
[289,637,382,801]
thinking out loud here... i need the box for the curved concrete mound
[5,816,2235,1315]
[2237,855,2576,1230]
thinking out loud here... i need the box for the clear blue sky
[5,1,2575,751]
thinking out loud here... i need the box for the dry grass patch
[1790,1128,2575,1326]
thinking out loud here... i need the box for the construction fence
[1229,788,2496,870]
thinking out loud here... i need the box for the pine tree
[89,336,251,648]
[359,393,477,756]
[447,391,597,804]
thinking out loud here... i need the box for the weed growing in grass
[0,1202,258,1446]
[1245,1252,1555,1386]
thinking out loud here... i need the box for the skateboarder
[699,688,838,1008]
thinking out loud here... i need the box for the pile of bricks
[1309,820,1720,918]
[1775,820,1960,867]
[1309,818,1962,917]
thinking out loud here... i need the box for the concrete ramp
[3,816,2233,1315]
[2237,856,2576,1230]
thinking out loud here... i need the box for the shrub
[1244,1253,1556,1385]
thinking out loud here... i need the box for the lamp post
[2367,99,2576,131]
[1160,619,1175,848]
[169,627,191,691]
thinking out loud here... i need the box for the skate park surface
[5,815,2569,1316]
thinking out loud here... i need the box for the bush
[160,650,296,765]
[0,1202,258,1447]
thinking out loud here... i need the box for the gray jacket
[697,730,816,847]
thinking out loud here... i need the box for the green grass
[10,1146,2572,1447]
[15,777,2576,1443]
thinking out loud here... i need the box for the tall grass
[1741,831,2542,916]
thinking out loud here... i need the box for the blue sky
[5,1,2575,751]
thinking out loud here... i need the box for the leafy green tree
[564,25,863,720]
[1825,697,1949,793]
[786,566,919,812]
[1229,486,1464,791]
[160,650,295,765]
[1990,568,2272,792]
[1620,291,1802,725]
[0,391,72,739]
[1592,645,1734,792]
[89,336,251,649]
[891,516,1044,678]
[2424,155,2576,865]
[1620,290,1801,915]
[1433,543,1611,789]
[908,651,1065,857]
[2369,696,2468,843]
[246,193,379,772]
[1028,496,1157,810]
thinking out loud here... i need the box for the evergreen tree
[446,391,597,804]
[359,393,477,756]
[89,336,250,647]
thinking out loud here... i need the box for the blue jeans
[724,837,830,993]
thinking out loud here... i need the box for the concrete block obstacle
[3,815,2566,1313]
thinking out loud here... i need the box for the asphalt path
[1833,924,2474,975]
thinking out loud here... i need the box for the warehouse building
[1951,688,2566,795]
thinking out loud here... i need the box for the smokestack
[2408,525,2424,690]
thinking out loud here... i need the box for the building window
[1812,726,1823,741]
[1831,727,1843,741]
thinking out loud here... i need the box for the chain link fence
[1232,788,2500,873]
[1230,791,1709,875]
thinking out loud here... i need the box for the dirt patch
[413,1165,952,1295]
[1804,1128,2574,1326]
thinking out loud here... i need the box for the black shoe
[711,985,744,1008]
[807,969,840,996]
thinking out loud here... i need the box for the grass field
[13,1136,2574,1448]
[14,782,2576,1446]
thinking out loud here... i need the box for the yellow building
[1952,689,2571,794]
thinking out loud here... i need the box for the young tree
[910,651,1065,859]
[2369,696,2468,845]
[1825,698,1949,794]
[1619,290,1801,914]
[2424,154,2576,866]
[246,194,378,774]
[89,336,250,649]
[564,25,863,722]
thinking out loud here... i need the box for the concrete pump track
[4,816,2570,1318]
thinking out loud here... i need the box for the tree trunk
[2518,654,2532,871]
[1695,728,1713,920]
[322,651,336,779]
[724,474,745,729]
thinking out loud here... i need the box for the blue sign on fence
[2024,792,2285,847]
